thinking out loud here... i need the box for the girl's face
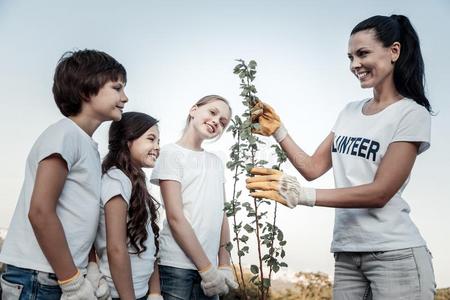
[189,100,231,140]
[348,29,400,89]
[128,125,160,168]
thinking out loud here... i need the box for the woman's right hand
[251,101,288,142]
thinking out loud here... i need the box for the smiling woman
[246,14,436,299]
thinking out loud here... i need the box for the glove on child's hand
[86,262,111,300]
[246,167,316,208]
[218,266,239,290]
[250,101,287,142]
[147,294,164,300]
[199,264,228,296]
[59,270,97,300]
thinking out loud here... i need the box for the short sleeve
[101,168,132,205]
[391,106,431,154]
[35,122,79,170]
[150,146,183,185]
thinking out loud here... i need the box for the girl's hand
[218,266,239,290]
[199,264,228,296]
[86,262,111,300]
[246,167,316,207]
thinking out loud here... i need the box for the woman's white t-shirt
[331,98,431,252]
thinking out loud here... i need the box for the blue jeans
[159,265,218,300]
[0,264,61,300]
[333,246,436,300]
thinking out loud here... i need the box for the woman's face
[129,125,160,168]
[348,29,400,89]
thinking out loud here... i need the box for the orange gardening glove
[246,167,316,208]
[250,101,281,136]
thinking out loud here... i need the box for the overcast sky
[0,0,449,288]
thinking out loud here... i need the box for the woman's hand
[251,101,288,142]
[246,167,316,208]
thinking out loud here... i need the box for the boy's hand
[199,264,228,296]
[59,270,96,300]
[86,262,111,300]
[246,167,316,207]
[251,101,288,142]
[147,294,164,300]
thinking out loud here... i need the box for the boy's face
[88,80,128,122]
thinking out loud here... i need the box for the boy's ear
[79,91,91,102]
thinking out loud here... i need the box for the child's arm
[148,260,162,298]
[28,155,78,281]
[105,195,135,300]
[159,180,210,270]
[218,213,231,266]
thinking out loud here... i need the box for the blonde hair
[183,95,232,134]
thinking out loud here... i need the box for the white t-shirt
[331,98,431,252]
[0,118,101,272]
[95,168,156,299]
[150,143,225,270]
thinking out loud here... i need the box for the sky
[0,0,449,288]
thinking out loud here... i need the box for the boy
[0,49,128,299]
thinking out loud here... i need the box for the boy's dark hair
[52,49,127,117]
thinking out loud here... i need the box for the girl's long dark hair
[102,112,160,256]
[351,15,432,112]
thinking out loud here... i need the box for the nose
[121,91,129,103]
[350,57,361,72]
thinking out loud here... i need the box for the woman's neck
[372,76,402,104]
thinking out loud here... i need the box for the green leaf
[279,240,287,246]
[277,231,284,241]
[280,262,288,267]
[262,278,271,288]
[250,265,259,274]
[240,235,249,243]
[243,224,254,233]
[272,264,280,273]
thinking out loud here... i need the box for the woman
[247,15,436,299]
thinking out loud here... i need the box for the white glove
[273,123,288,143]
[218,266,239,290]
[147,294,164,300]
[59,270,97,300]
[279,174,316,207]
[86,262,111,300]
[199,264,228,296]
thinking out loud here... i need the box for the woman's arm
[159,180,210,270]
[315,141,419,208]
[105,196,135,300]
[218,213,231,267]
[279,132,334,181]
[28,155,78,281]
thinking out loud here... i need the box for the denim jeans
[333,246,436,300]
[0,264,61,300]
[159,265,218,300]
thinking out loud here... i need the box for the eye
[113,86,122,91]
[210,110,216,115]
[147,137,155,141]
[347,55,353,62]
